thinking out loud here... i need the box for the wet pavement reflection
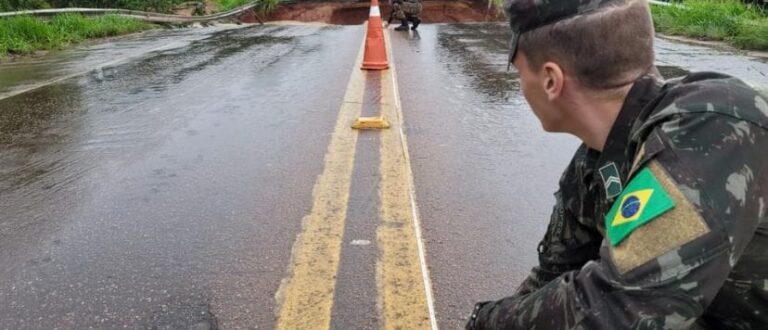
[0,23,362,329]
[0,26,252,100]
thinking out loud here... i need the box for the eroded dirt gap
[266,0,503,25]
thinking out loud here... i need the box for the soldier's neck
[567,84,634,152]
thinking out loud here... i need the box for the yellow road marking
[274,35,367,330]
[275,27,437,330]
[377,29,437,330]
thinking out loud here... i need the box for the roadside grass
[1,0,187,13]
[0,14,153,56]
[0,0,280,57]
[215,0,252,11]
[487,0,767,51]
[652,0,768,51]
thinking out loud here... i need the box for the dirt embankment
[266,0,503,25]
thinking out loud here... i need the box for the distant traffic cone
[361,0,389,70]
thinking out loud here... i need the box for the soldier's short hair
[517,0,655,90]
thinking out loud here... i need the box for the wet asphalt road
[0,24,362,329]
[1,22,767,329]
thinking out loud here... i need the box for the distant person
[192,1,206,16]
[388,0,422,31]
[464,0,768,329]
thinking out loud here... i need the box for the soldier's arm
[469,111,768,329]
[387,3,398,24]
[513,145,603,297]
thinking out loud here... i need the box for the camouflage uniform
[466,0,768,328]
[468,68,768,330]
[192,1,206,16]
[389,0,422,30]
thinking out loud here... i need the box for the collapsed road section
[267,0,503,25]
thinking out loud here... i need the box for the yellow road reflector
[351,116,390,129]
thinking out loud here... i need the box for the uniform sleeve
[470,112,768,330]
[514,145,603,297]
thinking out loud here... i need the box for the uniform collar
[596,67,663,202]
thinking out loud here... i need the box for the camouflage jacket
[468,70,768,330]
[390,0,422,21]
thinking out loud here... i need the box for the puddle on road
[436,24,519,103]
[434,23,767,98]
[655,37,768,82]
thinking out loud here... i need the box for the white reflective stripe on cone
[370,6,381,17]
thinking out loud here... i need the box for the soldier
[388,0,422,31]
[192,1,206,16]
[465,0,768,329]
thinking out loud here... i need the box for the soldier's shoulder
[627,73,768,216]
[652,72,768,129]
[607,74,768,284]
[627,72,768,200]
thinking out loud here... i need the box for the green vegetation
[1,0,188,13]
[0,14,152,56]
[0,0,283,57]
[652,0,768,51]
[0,0,51,11]
[486,0,767,51]
[0,0,280,14]
[215,0,251,11]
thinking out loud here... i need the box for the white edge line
[384,28,440,330]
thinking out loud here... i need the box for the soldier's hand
[465,301,492,330]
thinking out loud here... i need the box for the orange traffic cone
[361,0,389,70]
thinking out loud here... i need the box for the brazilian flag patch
[605,167,676,246]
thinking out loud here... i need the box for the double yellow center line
[274,29,437,330]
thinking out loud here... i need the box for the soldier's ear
[541,61,564,101]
